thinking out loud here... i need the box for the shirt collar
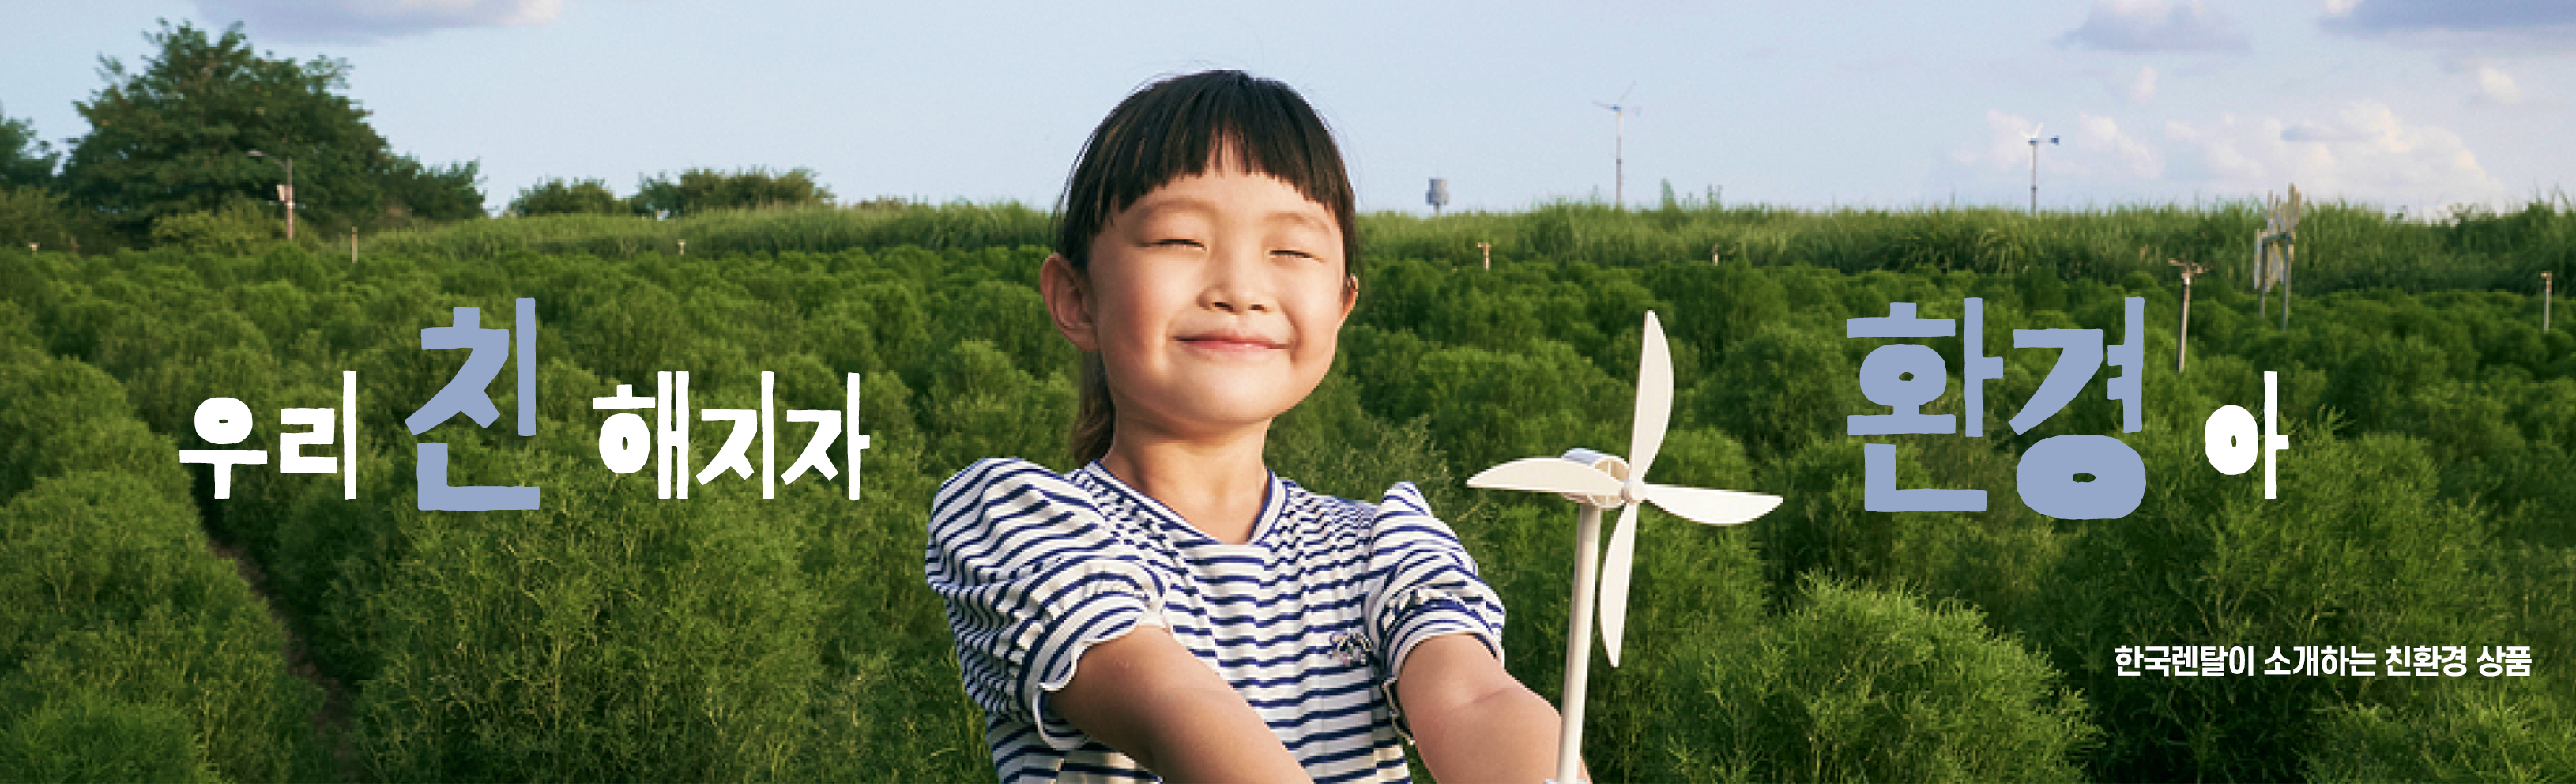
[1077,460,1286,548]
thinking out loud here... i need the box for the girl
[925,70,1576,783]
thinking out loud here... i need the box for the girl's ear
[1336,273,1359,326]
[1041,253,1101,350]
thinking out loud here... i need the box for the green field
[3,201,2570,782]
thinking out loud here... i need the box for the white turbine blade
[1617,81,1636,104]
[1596,503,1641,668]
[1467,458,1621,498]
[1627,311,1674,482]
[1644,484,1783,526]
[2028,122,2044,139]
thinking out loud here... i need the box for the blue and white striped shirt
[925,458,1506,783]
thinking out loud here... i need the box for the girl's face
[1045,156,1356,442]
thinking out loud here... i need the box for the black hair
[1054,70,1359,466]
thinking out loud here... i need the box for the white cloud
[2322,0,2361,15]
[2079,113,2164,179]
[2279,121,2356,142]
[2163,100,2506,213]
[2126,64,2159,103]
[2473,65,2525,104]
[2058,1,2250,52]
[195,0,565,43]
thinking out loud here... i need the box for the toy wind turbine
[1465,311,1783,784]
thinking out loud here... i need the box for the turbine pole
[1596,84,1636,209]
[1557,503,1604,784]
[1615,109,1625,209]
[2025,128,2056,213]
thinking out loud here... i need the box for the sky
[4,0,2574,217]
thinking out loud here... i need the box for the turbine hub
[1559,448,1630,507]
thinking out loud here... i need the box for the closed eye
[1152,239,1202,248]
[1271,248,1320,260]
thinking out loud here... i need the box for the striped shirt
[925,458,1506,784]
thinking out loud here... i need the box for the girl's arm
[1397,634,1589,782]
[1054,625,1314,783]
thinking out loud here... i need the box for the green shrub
[348,445,825,781]
[0,471,328,782]
[2308,680,2576,783]
[0,353,186,507]
[148,204,283,254]
[1648,578,2097,782]
[0,187,119,254]
[0,692,217,783]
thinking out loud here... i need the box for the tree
[507,177,627,217]
[1,106,58,188]
[633,167,832,217]
[378,155,485,221]
[2,106,112,251]
[58,21,482,236]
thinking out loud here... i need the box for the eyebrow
[1126,194,1333,234]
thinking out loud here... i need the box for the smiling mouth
[1184,337,1288,348]
[1177,333,1286,350]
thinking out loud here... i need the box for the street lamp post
[248,150,295,240]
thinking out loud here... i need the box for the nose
[1199,241,1275,315]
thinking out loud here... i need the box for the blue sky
[5,0,2574,217]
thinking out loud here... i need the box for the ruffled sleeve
[925,458,1169,751]
[1361,481,1507,735]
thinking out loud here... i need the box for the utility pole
[2170,258,2206,371]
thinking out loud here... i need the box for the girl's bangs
[1057,71,1357,269]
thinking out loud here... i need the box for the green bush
[0,470,328,782]
[0,352,188,506]
[1647,578,2096,782]
[2307,680,2576,783]
[0,692,217,783]
[148,204,284,255]
[347,445,826,781]
[1,187,119,254]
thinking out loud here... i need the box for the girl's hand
[1055,625,1314,783]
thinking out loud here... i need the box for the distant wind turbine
[1596,83,1641,209]
[2026,123,2060,213]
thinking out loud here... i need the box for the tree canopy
[507,177,627,217]
[58,21,484,234]
[634,167,833,217]
[0,106,58,189]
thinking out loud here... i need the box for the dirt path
[202,535,363,780]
